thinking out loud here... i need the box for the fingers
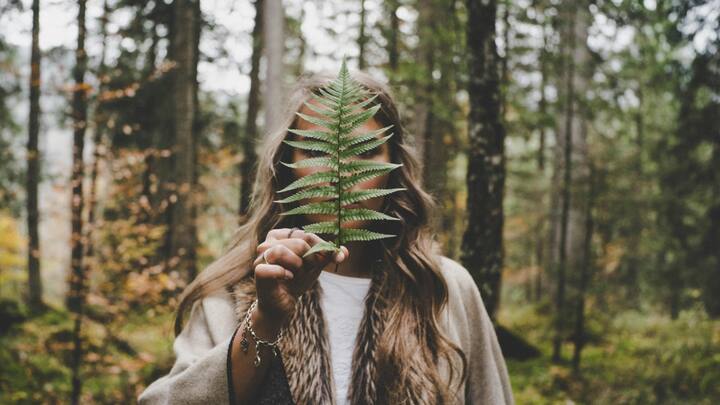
[255,263,294,281]
[256,229,350,271]
[256,237,312,258]
[254,244,305,271]
[264,227,303,243]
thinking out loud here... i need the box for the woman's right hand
[252,228,348,323]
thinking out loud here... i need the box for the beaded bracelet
[239,299,285,367]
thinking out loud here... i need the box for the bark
[358,0,367,70]
[147,1,177,269]
[416,0,449,200]
[69,1,88,403]
[168,0,199,281]
[26,0,43,313]
[412,0,433,163]
[386,0,399,71]
[624,84,644,306]
[534,15,549,302]
[500,0,510,120]
[240,0,263,219]
[461,0,506,320]
[263,0,285,132]
[572,159,595,373]
[552,0,591,362]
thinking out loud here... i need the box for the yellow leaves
[599,241,625,275]
[98,82,140,102]
[0,212,25,268]
[124,269,185,302]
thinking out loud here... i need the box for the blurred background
[0,0,719,403]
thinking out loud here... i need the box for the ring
[262,248,271,265]
[287,227,300,239]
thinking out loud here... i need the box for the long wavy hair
[174,69,468,403]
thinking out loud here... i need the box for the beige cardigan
[138,256,514,404]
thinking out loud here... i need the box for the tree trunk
[263,0,285,133]
[240,0,263,220]
[572,159,595,373]
[624,84,644,306]
[26,0,43,313]
[168,0,199,281]
[500,0,510,120]
[386,0,399,72]
[69,1,88,403]
[552,0,591,363]
[461,0,506,320]
[147,1,177,270]
[79,0,110,343]
[552,2,576,363]
[534,15,549,302]
[358,0,367,70]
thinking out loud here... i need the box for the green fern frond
[277,58,407,259]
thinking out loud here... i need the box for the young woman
[139,70,514,405]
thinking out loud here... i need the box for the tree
[68,1,88,403]
[168,0,200,280]
[551,0,591,362]
[357,0,367,70]
[384,0,400,72]
[25,0,43,313]
[263,0,285,132]
[239,0,263,219]
[461,0,506,320]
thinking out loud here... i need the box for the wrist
[251,304,289,340]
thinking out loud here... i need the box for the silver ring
[288,227,300,239]
[262,247,272,265]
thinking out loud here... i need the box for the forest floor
[1,296,719,404]
[500,299,720,404]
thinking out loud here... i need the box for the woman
[138,69,514,405]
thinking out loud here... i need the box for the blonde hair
[174,69,467,402]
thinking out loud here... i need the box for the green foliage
[0,304,175,404]
[501,302,720,404]
[276,59,406,257]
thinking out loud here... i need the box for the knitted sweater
[138,256,514,404]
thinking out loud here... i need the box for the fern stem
[333,66,348,273]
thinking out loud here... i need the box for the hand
[252,228,349,323]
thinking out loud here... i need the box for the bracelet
[239,299,285,367]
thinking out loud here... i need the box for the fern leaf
[339,188,407,205]
[340,126,393,149]
[287,128,336,143]
[340,168,397,189]
[340,134,394,159]
[302,221,339,235]
[341,160,402,174]
[280,201,336,216]
[280,156,336,170]
[303,241,339,258]
[340,228,396,243]
[340,208,400,222]
[294,112,337,130]
[282,139,336,154]
[276,58,403,257]
[274,186,338,204]
[279,171,339,193]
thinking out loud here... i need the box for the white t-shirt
[317,270,372,405]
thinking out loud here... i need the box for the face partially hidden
[290,98,392,230]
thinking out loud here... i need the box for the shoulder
[188,289,239,344]
[435,254,490,317]
[435,255,477,294]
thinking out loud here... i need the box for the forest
[0,0,718,403]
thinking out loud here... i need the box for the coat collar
[231,266,386,405]
[230,260,451,405]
